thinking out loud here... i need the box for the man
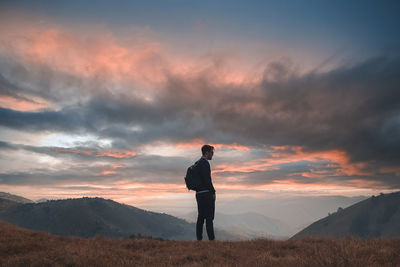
[195,144,216,241]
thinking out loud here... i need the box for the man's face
[205,149,214,160]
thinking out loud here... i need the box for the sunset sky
[1,0,399,214]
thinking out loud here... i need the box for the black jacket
[196,157,216,193]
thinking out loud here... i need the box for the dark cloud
[0,56,87,104]
[0,150,190,186]
[0,72,32,102]
[1,139,399,189]
[0,172,100,186]
[0,106,88,132]
[0,140,15,149]
[0,139,189,185]
[209,56,400,168]
[0,140,133,161]
[1,53,400,189]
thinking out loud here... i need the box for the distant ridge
[181,211,290,239]
[0,196,237,240]
[0,192,33,204]
[292,191,400,239]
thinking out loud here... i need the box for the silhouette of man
[195,144,216,241]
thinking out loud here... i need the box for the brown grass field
[1,221,400,266]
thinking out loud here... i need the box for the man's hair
[201,144,214,155]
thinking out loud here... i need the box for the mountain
[292,191,400,239]
[0,196,237,240]
[216,195,368,235]
[0,192,33,204]
[181,211,290,239]
[36,198,50,203]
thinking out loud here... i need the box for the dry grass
[1,221,400,267]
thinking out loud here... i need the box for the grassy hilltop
[1,221,400,267]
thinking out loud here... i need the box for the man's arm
[200,159,215,193]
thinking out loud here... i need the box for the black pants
[195,191,215,240]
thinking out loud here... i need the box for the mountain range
[0,192,33,204]
[292,191,400,239]
[180,211,290,239]
[215,195,368,235]
[0,193,237,240]
[2,191,399,240]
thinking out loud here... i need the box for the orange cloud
[214,145,370,177]
[214,162,279,174]
[22,28,161,81]
[0,95,53,111]
[253,179,393,195]
[0,19,262,105]
[269,146,370,177]
[54,148,94,156]
[214,143,251,151]
[289,169,333,178]
[96,150,136,159]
[379,167,400,176]
[346,179,385,188]
[0,24,166,90]
[98,164,125,176]
[0,182,188,206]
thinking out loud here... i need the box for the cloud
[0,20,400,193]
[0,106,86,132]
[3,55,400,161]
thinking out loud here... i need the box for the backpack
[184,160,202,191]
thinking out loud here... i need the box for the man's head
[201,144,214,160]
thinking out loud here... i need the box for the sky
[0,0,399,214]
